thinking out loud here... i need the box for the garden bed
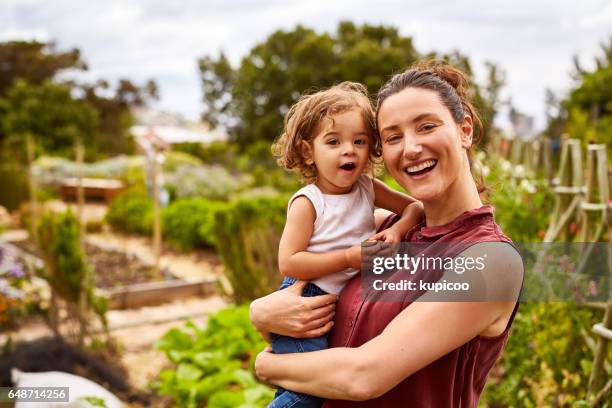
[8,238,218,310]
[11,239,164,289]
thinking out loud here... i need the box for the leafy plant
[36,210,107,344]
[162,198,225,250]
[211,194,287,303]
[154,305,274,407]
[105,190,153,235]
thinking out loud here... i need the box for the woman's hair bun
[414,59,471,100]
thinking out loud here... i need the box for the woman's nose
[402,134,422,159]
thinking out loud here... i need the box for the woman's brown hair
[272,82,381,184]
[376,60,487,193]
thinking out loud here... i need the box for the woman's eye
[419,123,437,132]
[385,135,401,143]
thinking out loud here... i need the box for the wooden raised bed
[60,178,124,203]
[100,278,217,310]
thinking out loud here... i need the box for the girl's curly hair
[272,82,381,184]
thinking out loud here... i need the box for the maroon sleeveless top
[323,205,520,408]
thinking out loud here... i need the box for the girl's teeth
[407,160,436,173]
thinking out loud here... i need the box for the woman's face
[377,87,473,202]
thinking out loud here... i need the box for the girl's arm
[372,178,417,215]
[279,196,358,280]
[372,179,424,242]
[256,244,523,400]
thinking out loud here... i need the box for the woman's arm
[255,243,523,400]
[279,196,359,279]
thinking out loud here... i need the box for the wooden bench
[60,178,125,204]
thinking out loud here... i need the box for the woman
[250,61,523,407]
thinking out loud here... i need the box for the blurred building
[508,108,536,140]
[130,107,228,145]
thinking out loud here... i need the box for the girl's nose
[342,142,356,155]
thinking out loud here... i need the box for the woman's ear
[460,115,473,149]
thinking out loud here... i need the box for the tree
[199,52,235,129]
[79,78,159,159]
[199,22,504,152]
[0,79,98,159]
[0,40,159,159]
[200,22,420,150]
[0,41,86,97]
[554,37,612,147]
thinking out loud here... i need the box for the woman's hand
[250,281,338,340]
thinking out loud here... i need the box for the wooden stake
[75,137,87,347]
[152,151,161,278]
[544,138,585,242]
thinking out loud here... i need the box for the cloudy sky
[2,0,611,131]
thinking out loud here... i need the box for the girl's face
[377,87,473,202]
[308,108,370,194]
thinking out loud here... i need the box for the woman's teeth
[406,160,437,174]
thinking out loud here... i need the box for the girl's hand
[250,281,337,339]
[344,244,362,269]
[368,226,403,243]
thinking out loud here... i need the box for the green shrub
[484,158,554,243]
[162,198,225,251]
[154,305,273,407]
[36,210,108,342]
[105,191,152,235]
[481,303,606,407]
[211,194,287,303]
[163,151,203,172]
[165,164,252,201]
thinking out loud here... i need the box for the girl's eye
[354,138,368,145]
[326,139,339,145]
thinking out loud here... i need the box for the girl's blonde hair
[272,82,381,184]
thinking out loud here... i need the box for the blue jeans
[268,277,327,408]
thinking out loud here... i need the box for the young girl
[267,82,423,408]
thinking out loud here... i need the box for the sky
[1,0,611,132]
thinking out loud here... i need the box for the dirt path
[109,296,228,390]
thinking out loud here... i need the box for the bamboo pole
[583,143,612,404]
[26,134,38,245]
[76,137,85,240]
[544,138,585,242]
[152,150,161,278]
[75,137,87,347]
[588,301,612,401]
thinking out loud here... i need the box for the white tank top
[287,174,376,294]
